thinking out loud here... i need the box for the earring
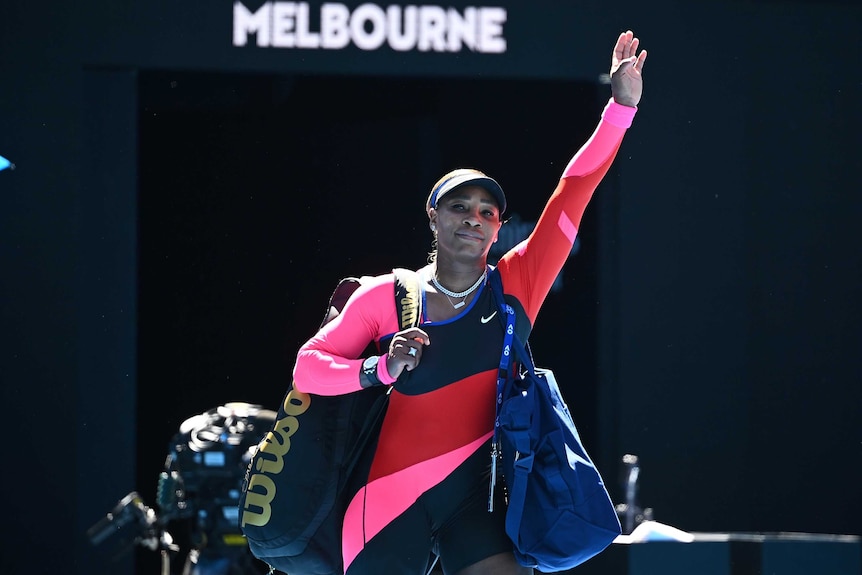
[431,224,436,232]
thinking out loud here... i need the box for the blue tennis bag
[489,270,621,572]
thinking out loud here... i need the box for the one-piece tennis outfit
[293,98,636,574]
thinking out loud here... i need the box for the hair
[427,236,438,263]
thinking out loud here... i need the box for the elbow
[292,378,308,394]
[292,352,311,393]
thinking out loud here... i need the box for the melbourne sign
[233,2,507,53]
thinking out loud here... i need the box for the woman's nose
[463,211,482,226]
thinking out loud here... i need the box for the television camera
[88,402,276,575]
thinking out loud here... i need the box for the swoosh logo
[480,311,497,324]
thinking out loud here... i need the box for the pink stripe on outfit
[341,433,493,572]
[557,211,578,244]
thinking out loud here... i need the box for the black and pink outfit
[293,99,636,574]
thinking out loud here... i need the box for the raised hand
[610,30,647,108]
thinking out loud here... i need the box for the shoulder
[344,272,402,335]
[348,272,396,301]
[491,261,537,329]
[491,261,517,293]
[355,271,396,288]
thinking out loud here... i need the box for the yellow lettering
[400,280,419,327]
[256,413,301,473]
[242,385,313,529]
[241,474,276,527]
[283,386,311,416]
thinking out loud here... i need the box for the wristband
[603,98,637,129]
[377,355,397,385]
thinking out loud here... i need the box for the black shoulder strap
[393,268,423,330]
[319,276,363,329]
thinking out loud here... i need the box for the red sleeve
[498,103,631,324]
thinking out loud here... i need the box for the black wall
[1,1,860,574]
[606,2,861,536]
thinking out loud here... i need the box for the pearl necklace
[431,269,487,309]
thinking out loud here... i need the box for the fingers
[389,328,430,372]
[635,49,648,72]
[611,30,646,82]
[614,30,640,62]
[398,327,430,346]
[613,31,628,63]
[393,338,421,358]
[393,340,422,370]
[620,50,647,77]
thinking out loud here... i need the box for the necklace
[430,269,487,309]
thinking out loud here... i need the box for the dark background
[2,1,860,574]
[135,73,602,573]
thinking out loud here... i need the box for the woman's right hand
[386,327,431,379]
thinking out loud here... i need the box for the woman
[293,29,647,575]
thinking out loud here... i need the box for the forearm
[562,98,636,178]
[293,348,392,396]
[498,98,636,320]
[292,278,398,395]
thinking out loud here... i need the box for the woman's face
[430,185,502,262]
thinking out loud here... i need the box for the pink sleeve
[292,276,399,396]
[562,98,636,178]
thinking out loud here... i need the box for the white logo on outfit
[480,311,497,323]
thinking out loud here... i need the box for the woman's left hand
[610,30,647,108]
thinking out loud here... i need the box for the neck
[430,266,486,303]
[430,263,486,292]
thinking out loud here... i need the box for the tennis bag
[488,270,621,572]
[238,269,422,574]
